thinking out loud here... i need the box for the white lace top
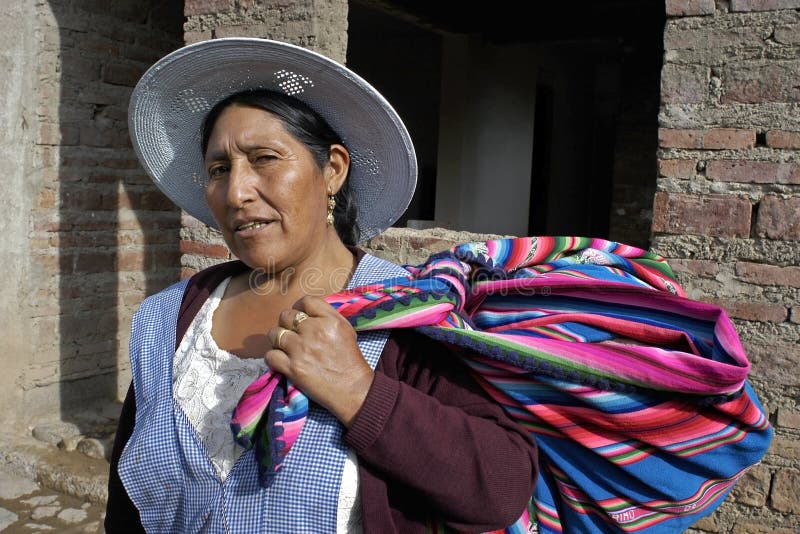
[172,277,362,532]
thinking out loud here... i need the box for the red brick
[36,146,58,167]
[81,34,121,57]
[658,128,756,150]
[152,249,181,269]
[408,236,461,253]
[116,249,145,272]
[36,188,57,209]
[668,258,720,277]
[731,0,800,11]
[78,85,132,107]
[119,291,147,307]
[661,64,709,104]
[28,237,52,250]
[706,160,800,184]
[735,262,800,287]
[733,522,798,534]
[652,192,751,238]
[59,53,100,82]
[730,464,771,507]
[73,252,116,274]
[214,24,278,39]
[184,31,213,45]
[101,62,145,87]
[61,154,99,169]
[79,123,129,148]
[665,26,765,51]
[703,128,756,149]
[118,249,181,272]
[776,407,800,429]
[31,251,62,276]
[60,311,117,344]
[746,343,800,386]
[692,514,720,532]
[54,232,119,250]
[756,195,800,240]
[38,123,79,146]
[766,130,800,149]
[722,63,800,103]
[657,159,696,179]
[700,297,787,322]
[101,157,140,170]
[184,0,235,16]
[117,212,180,232]
[118,229,177,246]
[181,267,198,280]
[60,188,114,210]
[116,190,174,211]
[658,128,703,149]
[75,340,117,358]
[774,24,800,45]
[665,0,715,16]
[771,469,800,514]
[179,239,230,259]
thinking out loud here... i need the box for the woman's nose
[226,161,257,208]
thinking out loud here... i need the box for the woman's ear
[324,144,350,194]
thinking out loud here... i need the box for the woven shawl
[230,236,772,533]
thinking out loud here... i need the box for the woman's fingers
[292,295,338,318]
[265,296,372,426]
[263,348,291,375]
[268,325,296,352]
[277,308,312,333]
[276,295,332,334]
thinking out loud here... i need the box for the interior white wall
[435,35,537,236]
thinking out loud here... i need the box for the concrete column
[0,1,37,426]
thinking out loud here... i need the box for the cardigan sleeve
[344,329,539,532]
[104,383,146,533]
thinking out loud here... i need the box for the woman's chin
[231,239,312,275]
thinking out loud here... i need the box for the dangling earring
[327,194,336,226]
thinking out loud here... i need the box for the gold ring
[275,328,289,351]
[292,311,310,331]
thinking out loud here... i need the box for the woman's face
[203,103,345,272]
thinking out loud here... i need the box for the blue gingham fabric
[119,254,409,533]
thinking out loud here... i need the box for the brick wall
[183,0,348,62]
[20,0,183,425]
[658,1,800,531]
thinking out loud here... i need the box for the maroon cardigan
[106,254,538,533]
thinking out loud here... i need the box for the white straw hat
[128,38,417,242]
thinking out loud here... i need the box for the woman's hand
[265,296,373,427]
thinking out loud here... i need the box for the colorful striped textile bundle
[231,236,772,532]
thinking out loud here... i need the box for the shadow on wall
[49,0,184,430]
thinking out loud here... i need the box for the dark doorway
[348,0,665,246]
[347,3,443,228]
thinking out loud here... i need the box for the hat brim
[128,38,417,242]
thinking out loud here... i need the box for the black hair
[201,89,360,245]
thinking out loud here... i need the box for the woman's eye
[208,165,229,178]
[254,153,277,163]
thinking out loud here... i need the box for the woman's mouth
[234,220,274,235]
[237,221,269,231]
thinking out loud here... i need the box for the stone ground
[0,468,104,533]
[0,430,110,534]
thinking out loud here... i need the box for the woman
[106,38,538,533]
